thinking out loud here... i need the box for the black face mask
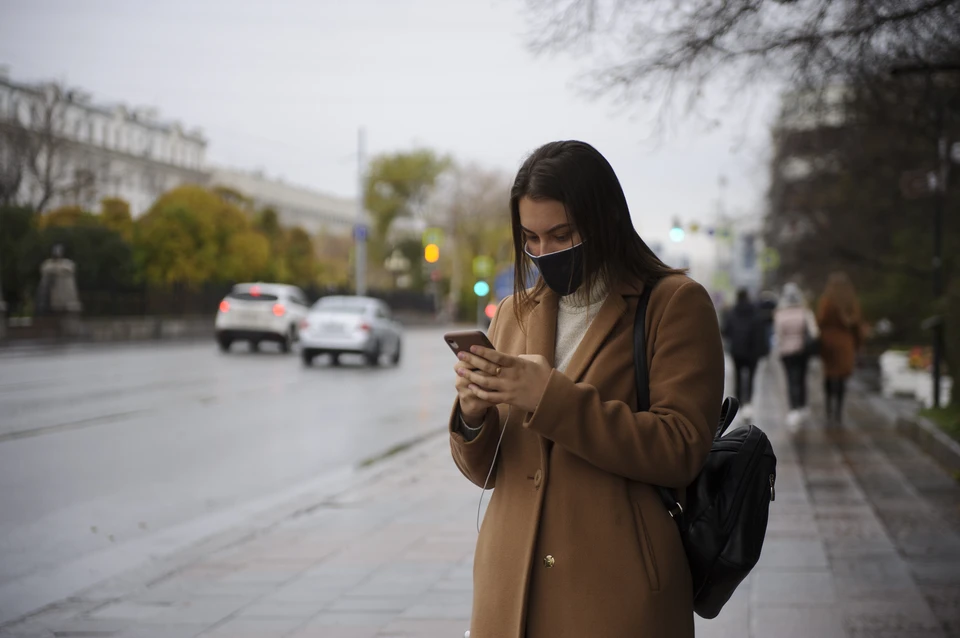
[525,242,585,296]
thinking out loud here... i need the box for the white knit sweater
[555,280,609,373]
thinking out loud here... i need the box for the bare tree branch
[525,0,960,107]
[0,81,97,212]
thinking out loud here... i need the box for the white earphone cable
[477,407,510,534]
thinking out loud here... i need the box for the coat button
[534,469,543,488]
[544,555,555,568]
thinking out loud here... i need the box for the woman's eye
[525,235,539,243]
[555,235,568,242]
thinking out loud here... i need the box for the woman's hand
[457,346,552,414]
[455,358,496,426]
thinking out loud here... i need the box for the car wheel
[391,339,402,365]
[280,332,292,354]
[301,350,315,366]
[218,336,232,353]
[365,341,382,367]
[330,353,341,366]
[251,340,260,352]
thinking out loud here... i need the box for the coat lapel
[525,289,559,367]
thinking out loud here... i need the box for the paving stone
[752,606,846,638]
[145,596,252,624]
[376,619,469,637]
[118,625,209,638]
[288,627,378,638]
[751,570,836,606]
[234,598,327,619]
[754,538,829,570]
[299,611,394,627]
[327,596,418,613]
[197,616,306,637]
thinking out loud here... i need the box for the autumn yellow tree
[99,198,133,241]
[134,185,269,286]
[40,205,94,229]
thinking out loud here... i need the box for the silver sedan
[299,296,403,367]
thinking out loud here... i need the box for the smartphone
[443,330,495,357]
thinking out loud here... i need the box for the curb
[896,415,960,478]
[852,377,960,480]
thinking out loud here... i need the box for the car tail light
[219,300,230,313]
[250,285,261,297]
[359,322,372,332]
[272,303,286,317]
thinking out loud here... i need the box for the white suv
[215,283,309,353]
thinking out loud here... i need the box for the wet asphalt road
[0,329,457,613]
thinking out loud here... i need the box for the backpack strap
[632,280,685,524]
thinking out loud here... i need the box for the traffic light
[669,218,685,243]
[474,280,490,297]
[424,243,440,263]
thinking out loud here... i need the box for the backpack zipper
[769,474,776,502]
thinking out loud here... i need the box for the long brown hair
[510,141,684,326]
[822,271,861,326]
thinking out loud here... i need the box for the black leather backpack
[634,282,777,619]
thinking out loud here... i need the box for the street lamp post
[891,63,960,408]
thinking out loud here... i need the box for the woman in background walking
[817,272,863,425]
[774,283,818,433]
[722,289,764,418]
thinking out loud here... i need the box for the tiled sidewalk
[2,358,958,638]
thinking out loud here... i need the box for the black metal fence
[76,283,438,318]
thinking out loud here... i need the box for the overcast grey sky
[0,0,779,252]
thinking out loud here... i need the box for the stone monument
[36,244,82,335]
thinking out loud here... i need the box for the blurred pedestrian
[722,289,764,418]
[757,290,779,359]
[817,272,863,425]
[449,141,724,637]
[774,283,818,433]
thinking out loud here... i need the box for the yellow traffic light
[424,243,440,263]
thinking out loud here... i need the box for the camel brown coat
[817,297,862,378]
[449,274,725,638]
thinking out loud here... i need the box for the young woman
[449,141,724,637]
[774,282,819,432]
[817,271,863,425]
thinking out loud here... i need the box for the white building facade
[0,69,207,215]
[208,168,357,237]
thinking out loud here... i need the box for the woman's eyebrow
[520,223,572,234]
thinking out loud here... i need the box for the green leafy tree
[220,230,272,282]
[135,186,247,285]
[364,149,452,274]
[764,78,960,406]
[40,205,97,229]
[99,198,133,242]
[284,226,317,285]
[315,232,353,288]
[254,207,292,282]
[0,206,40,314]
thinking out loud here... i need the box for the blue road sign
[353,224,368,241]
[494,265,539,300]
